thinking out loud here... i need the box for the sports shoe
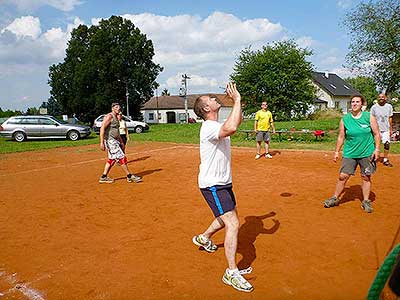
[383,160,393,167]
[323,196,340,208]
[255,153,261,160]
[192,235,217,253]
[222,268,254,292]
[361,199,373,213]
[127,174,142,183]
[99,176,114,183]
[265,153,272,159]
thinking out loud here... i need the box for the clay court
[0,142,399,300]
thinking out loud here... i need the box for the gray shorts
[340,156,376,176]
[105,138,125,160]
[256,131,270,142]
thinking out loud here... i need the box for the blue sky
[0,0,359,111]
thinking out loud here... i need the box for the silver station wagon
[0,115,91,142]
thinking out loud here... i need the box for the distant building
[312,71,360,114]
[141,94,233,124]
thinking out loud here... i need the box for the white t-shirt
[198,120,232,188]
[370,103,393,132]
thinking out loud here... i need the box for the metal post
[181,74,190,123]
[125,83,129,117]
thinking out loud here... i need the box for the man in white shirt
[370,93,394,167]
[191,82,253,293]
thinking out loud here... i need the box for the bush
[308,108,343,120]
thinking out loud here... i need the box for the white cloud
[165,73,218,89]
[2,0,83,12]
[295,36,318,49]
[337,0,353,9]
[1,16,41,39]
[330,67,355,78]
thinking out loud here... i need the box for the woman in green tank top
[323,95,381,213]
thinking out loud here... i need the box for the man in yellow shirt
[254,102,275,159]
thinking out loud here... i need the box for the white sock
[227,268,239,275]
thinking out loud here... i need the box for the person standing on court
[370,93,394,167]
[99,102,141,183]
[192,82,253,293]
[254,101,275,159]
[323,95,381,213]
[117,112,129,151]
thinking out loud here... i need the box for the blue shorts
[200,183,236,217]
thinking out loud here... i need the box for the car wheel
[13,131,26,142]
[68,130,80,141]
[134,126,144,134]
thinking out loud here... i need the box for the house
[141,94,233,124]
[312,71,360,113]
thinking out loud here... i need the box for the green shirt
[342,111,375,158]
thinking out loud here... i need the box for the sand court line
[0,145,188,177]
[0,270,46,300]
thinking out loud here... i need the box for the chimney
[324,71,329,79]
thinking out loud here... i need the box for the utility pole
[180,74,191,123]
[125,83,130,117]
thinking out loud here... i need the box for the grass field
[1,118,400,154]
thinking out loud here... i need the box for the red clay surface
[0,141,399,300]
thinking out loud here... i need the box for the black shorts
[200,183,236,217]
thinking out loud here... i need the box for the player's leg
[255,135,262,159]
[324,158,355,207]
[99,141,115,183]
[382,132,393,166]
[264,131,272,158]
[219,209,239,270]
[359,156,376,212]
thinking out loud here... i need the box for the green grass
[1,119,400,154]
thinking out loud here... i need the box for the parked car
[0,115,91,142]
[93,114,149,134]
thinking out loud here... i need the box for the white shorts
[380,131,390,144]
[105,138,125,160]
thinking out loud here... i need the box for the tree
[26,107,39,115]
[161,88,170,96]
[230,40,316,120]
[343,0,400,96]
[344,76,378,108]
[48,16,162,123]
[41,98,63,116]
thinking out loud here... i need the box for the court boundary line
[0,145,194,177]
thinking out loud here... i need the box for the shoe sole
[222,276,254,292]
[99,180,114,183]
[192,236,216,253]
[127,179,142,183]
[361,205,373,213]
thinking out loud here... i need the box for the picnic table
[239,129,325,141]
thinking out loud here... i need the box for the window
[20,117,40,125]
[39,118,56,125]
[334,101,340,109]
[343,85,350,90]
[329,84,337,89]
[149,113,154,120]
[7,118,22,124]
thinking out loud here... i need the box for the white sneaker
[255,153,261,160]
[265,153,272,159]
[222,269,253,292]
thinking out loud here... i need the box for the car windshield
[50,116,68,124]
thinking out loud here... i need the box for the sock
[101,174,107,178]
[227,268,239,275]
[127,174,132,178]
[383,158,388,162]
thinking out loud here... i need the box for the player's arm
[125,126,130,141]
[254,119,258,132]
[333,119,345,162]
[100,114,112,151]
[370,114,381,161]
[219,82,242,139]
[270,116,275,133]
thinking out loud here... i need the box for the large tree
[344,76,378,108]
[230,40,316,120]
[48,16,162,122]
[343,0,400,96]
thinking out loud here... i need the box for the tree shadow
[340,185,376,204]
[128,155,150,163]
[236,212,280,269]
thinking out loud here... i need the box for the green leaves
[343,0,400,95]
[48,16,162,122]
[230,40,316,121]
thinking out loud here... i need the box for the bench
[239,129,325,141]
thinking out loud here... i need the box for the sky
[0,0,360,111]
